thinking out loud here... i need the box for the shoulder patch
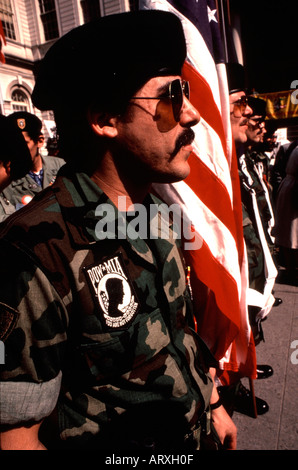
[0,303,19,341]
[84,252,140,330]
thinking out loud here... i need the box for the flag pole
[249,378,258,418]
[216,0,228,63]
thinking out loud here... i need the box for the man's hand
[0,422,46,450]
[208,368,237,450]
[211,404,237,450]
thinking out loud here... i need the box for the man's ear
[37,134,45,148]
[3,161,11,177]
[87,108,118,139]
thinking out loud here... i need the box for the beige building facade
[0,0,134,141]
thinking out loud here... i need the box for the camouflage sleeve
[0,194,15,223]
[0,242,68,426]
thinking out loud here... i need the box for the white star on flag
[140,0,257,386]
[207,6,218,23]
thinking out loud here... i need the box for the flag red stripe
[185,152,236,236]
[185,241,240,359]
[182,61,228,159]
[0,20,6,44]
[0,19,6,63]
[184,62,245,267]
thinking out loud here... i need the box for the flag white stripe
[192,119,233,198]
[153,180,242,290]
[140,0,222,110]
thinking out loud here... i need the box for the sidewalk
[233,272,298,450]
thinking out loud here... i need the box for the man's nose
[244,104,253,117]
[179,98,200,128]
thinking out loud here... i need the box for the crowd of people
[0,10,297,451]
[220,62,298,420]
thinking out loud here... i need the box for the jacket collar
[53,167,175,266]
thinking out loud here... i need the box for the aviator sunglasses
[132,79,190,122]
[230,95,249,118]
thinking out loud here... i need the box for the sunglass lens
[183,81,190,101]
[170,79,183,122]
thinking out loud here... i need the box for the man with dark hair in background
[1,111,64,219]
[0,114,32,218]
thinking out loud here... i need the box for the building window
[0,0,16,40]
[38,0,59,41]
[80,0,101,23]
[11,89,29,112]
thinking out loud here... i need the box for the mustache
[171,129,195,157]
[241,118,249,126]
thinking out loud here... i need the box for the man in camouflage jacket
[0,112,65,222]
[0,11,236,450]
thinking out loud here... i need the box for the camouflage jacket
[0,193,15,223]
[0,155,65,219]
[0,165,213,449]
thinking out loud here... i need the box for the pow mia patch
[84,253,140,329]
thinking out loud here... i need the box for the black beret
[247,96,267,118]
[226,62,246,94]
[7,111,43,140]
[32,10,187,112]
[0,114,32,180]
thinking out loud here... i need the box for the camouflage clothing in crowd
[242,151,273,247]
[0,165,214,449]
[0,193,15,222]
[238,156,264,283]
[0,155,65,222]
[238,153,277,343]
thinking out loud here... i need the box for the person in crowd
[264,124,279,183]
[228,67,279,338]
[0,114,32,218]
[245,96,276,256]
[246,97,269,180]
[46,128,60,157]
[0,112,64,220]
[270,136,298,204]
[273,144,298,286]
[219,63,276,418]
[0,11,237,451]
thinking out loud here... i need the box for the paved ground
[233,270,298,451]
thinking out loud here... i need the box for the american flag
[0,19,6,64]
[140,0,257,384]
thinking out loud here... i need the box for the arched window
[11,89,29,112]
